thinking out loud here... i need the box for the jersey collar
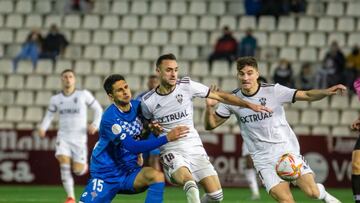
[241,83,260,97]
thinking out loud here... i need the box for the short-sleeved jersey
[141,77,210,154]
[40,89,101,143]
[90,100,143,182]
[215,83,300,161]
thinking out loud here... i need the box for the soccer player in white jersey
[204,57,345,203]
[141,53,271,203]
[38,69,103,203]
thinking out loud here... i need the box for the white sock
[245,169,260,196]
[60,164,75,198]
[201,190,223,203]
[183,180,200,203]
[316,183,326,200]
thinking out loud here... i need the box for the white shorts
[55,137,88,164]
[160,150,218,184]
[256,154,313,193]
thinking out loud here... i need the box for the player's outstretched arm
[165,125,189,141]
[295,84,347,102]
[207,90,272,113]
[121,126,189,154]
[204,97,228,130]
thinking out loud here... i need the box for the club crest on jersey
[176,94,183,104]
[259,97,266,106]
[111,124,122,135]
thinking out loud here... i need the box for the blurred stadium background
[0,0,358,202]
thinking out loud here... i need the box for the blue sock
[145,182,165,203]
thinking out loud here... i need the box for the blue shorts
[79,168,142,203]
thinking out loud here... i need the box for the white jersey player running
[141,53,271,203]
[38,69,103,203]
[204,57,345,203]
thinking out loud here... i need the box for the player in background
[351,76,360,203]
[38,69,103,203]
[79,74,188,203]
[141,53,271,203]
[204,57,345,203]
[136,75,161,171]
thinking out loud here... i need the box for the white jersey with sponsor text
[216,83,300,163]
[40,89,102,143]
[141,77,210,154]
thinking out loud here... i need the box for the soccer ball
[275,153,303,181]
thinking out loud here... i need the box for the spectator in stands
[244,0,262,16]
[237,28,257,58]
[282,0,307,14]
[261,0,284,18]
[135,75,161,171]
[208,26,237,71]
[65,0,94,13]
[40,24,69,63]
[273,59,294,88]
[295,62,315,90]
[13,29,43,73]
[289,0,307,13]
[345,45,360,92]
[316,41,345,88]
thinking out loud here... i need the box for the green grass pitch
[0,186,352,203]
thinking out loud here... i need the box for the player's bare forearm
[297,84,347,101]
[204,105,217,130]
[303,89,328,101]
[210,90,250,108]
[208,91,272,113]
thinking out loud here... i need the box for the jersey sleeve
[215,103,232,118]
[84,90,103,129]
[83,89,96,105]
[102,119,168,154]
[140,99,152,120]
[274,84,297,104]
[39,96,57,131]
[189,78,210,98]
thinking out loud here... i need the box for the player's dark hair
[156,53,177,68]
[236,56,258,71]
[61,69,75,76]
[103,74,125,94]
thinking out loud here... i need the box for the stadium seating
[0,0,358,136]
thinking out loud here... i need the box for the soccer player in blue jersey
[79,74,189,203]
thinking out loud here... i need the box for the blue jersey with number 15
[90,100,144,182]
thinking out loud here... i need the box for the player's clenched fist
[166,126,189,141]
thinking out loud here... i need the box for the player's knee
[352,160,360,174]
[271,190,294,203]
[73,164,88,176]
[150,170,165,183]
[205,189,223,202]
